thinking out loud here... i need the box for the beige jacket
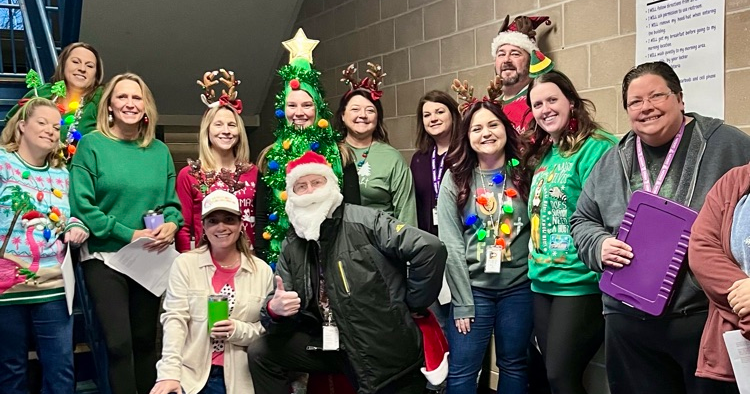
[156,249,274,394]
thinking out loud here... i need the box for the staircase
[0,0,82,125]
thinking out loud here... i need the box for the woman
[254,65,359,263]
[176,71,257,253]
[334,64,417,226]
[437,78,532,394]
[523,68,616,394]
[70,73,183,394]
[0,98,89,394]
[570,61,750,394]
[689,163,750,390]
[5,42,104,156]
[410,90,460,235]
[151,190,273,394]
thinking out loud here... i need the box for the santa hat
[285,151,339,194]
[415,310,450,386]
[491,15,551,58]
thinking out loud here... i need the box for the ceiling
[79,0,304,125]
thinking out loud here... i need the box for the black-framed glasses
[626,91,675,111]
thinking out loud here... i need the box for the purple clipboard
[599,190,698,316]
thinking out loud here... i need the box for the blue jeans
[197,365,226,394]
[446,283,533,394]
[0,299,74,394]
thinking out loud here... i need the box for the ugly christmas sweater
[0,148,88,305]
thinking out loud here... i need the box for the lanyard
[431,146,446,202]
[635,118,686,195]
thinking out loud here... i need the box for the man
[247,151,448,394]
[491,14,551,134]
[491,14,553,394]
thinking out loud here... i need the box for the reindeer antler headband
[197,68,243,114]
[340,62,386,102]
[451,76,504,114]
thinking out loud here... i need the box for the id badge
[485,246,503,274]
[322,324,340,351]
[432,207,439,226]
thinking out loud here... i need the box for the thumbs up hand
[269,275,301,317]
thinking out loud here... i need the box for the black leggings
[82,259,161,394]
[533,293,604,394]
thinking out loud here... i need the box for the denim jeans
[0,299,74,394]
[445,283,533,394]
[197,365,226,394]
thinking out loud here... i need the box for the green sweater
[349,142,417,226]
[4,83,103,140]
[528,130,617,295]
[437,166,531,319]
[69,132,183,252]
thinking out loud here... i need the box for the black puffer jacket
[260,203,447,393]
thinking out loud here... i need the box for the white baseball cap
[201,190,240,219]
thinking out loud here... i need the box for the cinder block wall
[255,0,750,162]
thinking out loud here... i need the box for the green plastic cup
[207,294,229,334]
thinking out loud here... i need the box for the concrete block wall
[254,0,750,161]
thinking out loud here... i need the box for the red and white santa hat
[491,15,551,58]
[415,310,450,386]
[285,151,338,193]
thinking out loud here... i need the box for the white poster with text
[636,0,725,119]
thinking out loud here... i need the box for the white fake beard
[285,180,343,241]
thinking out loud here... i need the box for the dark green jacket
[260,203,447,393]
[5,83,103,140]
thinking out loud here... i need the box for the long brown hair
[522,70,604,169]
[415,90,461,153]
[52,42,104,99]
[446,101,530,211]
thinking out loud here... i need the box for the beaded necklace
[354,140,373,168]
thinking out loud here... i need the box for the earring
[108,112,113,125]
[143,114,149,124]
[567,110,579,132]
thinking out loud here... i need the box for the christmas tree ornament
[282,140,292,150]
[275,109,285,118]
[269,212,279,222]
[282,28,319,64]
[289,79,301,90]
[317,119,329,128]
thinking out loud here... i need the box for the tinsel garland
[261,64,344,266]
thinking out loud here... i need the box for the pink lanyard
[431,146,445,202]
[635,119,686,195]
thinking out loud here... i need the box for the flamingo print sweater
[0,148,87,305]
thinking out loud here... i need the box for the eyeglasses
[293,177,327,194]
[626,91,675,111]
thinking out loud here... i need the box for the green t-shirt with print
[528,130,617,296]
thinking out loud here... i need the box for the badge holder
[485,243,503,274]
[322,315,340,351]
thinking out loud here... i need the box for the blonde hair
[96,73,158,148]
[1,98,64,168]
[198,106,249,170]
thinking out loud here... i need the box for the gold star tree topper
[282,28,320,64]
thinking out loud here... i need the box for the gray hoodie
[571,113,750,317]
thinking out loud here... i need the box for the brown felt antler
[219,69,240,101]
[487,75,503,103]
[515,16,537,40]
[340,64,359,87]
[197,71,219,103]
[365,62,387,90]
[497,15,511,34]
